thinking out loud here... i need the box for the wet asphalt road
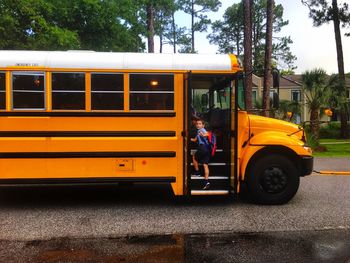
[0,157,349,262]
[0,230,349,263]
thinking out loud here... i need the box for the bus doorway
[186,74,235,195]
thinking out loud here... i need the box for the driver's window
[215,87,231,110]
[192,88,209,114]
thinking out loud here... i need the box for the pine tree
[178,0,221,53]
[262,0,274,116]
[302,0,350,138]
[243,0,253,111]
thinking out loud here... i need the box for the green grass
[313,139,350,157]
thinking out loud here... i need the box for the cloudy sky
[157,0,350,74]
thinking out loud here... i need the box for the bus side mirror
[271,92,280,109]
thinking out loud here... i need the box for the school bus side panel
[0,74,184,195]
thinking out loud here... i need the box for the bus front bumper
[300,156,313,176]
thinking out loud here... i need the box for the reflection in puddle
[1,230,349,263]
[30,235,184,263]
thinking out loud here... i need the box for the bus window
[91,73,124,110]
[12,72,45,110]
[129,74,174,110]
[52,73,85,110]
[0,73,5,109]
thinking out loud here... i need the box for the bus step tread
[191,190,229,195]
[190,163,227,166]
[190,180,229,190]
[190,176,229,179]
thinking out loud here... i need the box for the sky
[156,0,350,75]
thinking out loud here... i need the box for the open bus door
[185,73,237,196]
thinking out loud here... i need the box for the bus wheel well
[244,146,302,181]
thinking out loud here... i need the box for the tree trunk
[262,0,274,117]
[235,31,240,57]
[172,12,176,53]
[243,0,253,111]
[159,34,163,53]
[310,109,320,140]
[146,3,155,53]
[340,108,349,138]
[191,0,195,53]
[332,0,348,138]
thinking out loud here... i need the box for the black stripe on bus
[0,177,176,185]
[0,112,176,117]
[0,151,176,159]
[0,131,176,137]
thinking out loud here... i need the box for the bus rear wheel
[246,154,300,205]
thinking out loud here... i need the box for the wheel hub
[260,167,288,194]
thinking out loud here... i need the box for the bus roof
[0,51,240,72]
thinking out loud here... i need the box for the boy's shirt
[197,128,209,145]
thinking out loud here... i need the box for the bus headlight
[303,146,312,154]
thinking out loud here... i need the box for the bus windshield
[237,78,246,110]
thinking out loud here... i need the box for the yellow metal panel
[239,145,264,181]
[0,158,177,179]
[0,116,177,131]
[46,72,52,111]
[85,72,91,111]
[124,73,129,111]
[172,74,184,195]
[0,137,178,152]
[5,71,10,111]
[249,131,304,146]
[0,159,48,178]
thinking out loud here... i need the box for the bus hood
[248,114,305,142]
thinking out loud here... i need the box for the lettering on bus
[91,73,124,110]
[12,72,45,110]
[0,73,5,109]
[15,63,39,67]
[52,73,85,110]
[129,74,174,110]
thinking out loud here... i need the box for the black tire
[246,154,300,205]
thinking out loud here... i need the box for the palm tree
[301,68,329,140]
[328,74,350,137]
[276,100,301,123]
[302,0,349,138]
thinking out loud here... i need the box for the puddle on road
[1,230,349,263]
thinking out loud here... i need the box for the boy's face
[196,120,204,129]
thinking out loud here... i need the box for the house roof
[280,75,302,87]
[254,74,350,89]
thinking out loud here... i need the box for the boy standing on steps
[191,119,210,190]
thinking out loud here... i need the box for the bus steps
[190,176,229,191]
[189,149,231,194]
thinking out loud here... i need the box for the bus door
[186,74,235,195]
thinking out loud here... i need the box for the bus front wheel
[246,154,300,205]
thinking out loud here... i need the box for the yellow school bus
[0,51,313,204]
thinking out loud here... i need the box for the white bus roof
[0,51,240,72]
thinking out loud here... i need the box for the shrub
[319,121,350,139]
